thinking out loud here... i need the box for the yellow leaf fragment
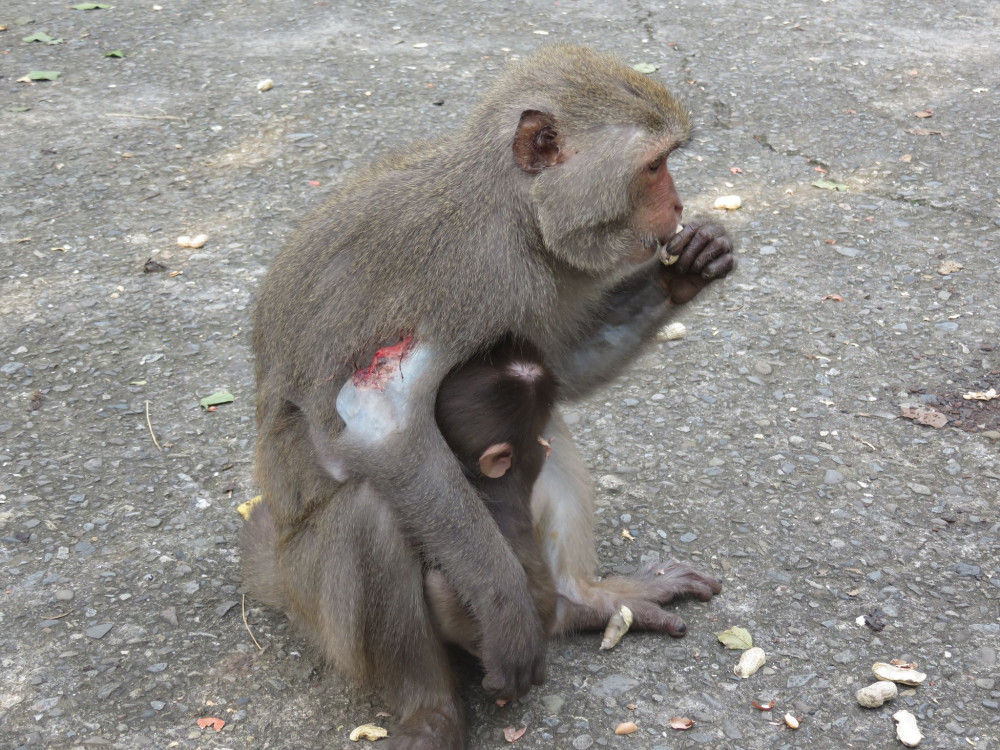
[715,626,753,650]
[669,717,694,730]
[237,495,264,521]
[614,721,638,736]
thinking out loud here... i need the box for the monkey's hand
[479,593,548,701]
[659,220,735,305]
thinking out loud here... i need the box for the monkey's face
[528,134,685,276]
[630,148,684,264]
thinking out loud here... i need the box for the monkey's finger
[685,580,722,602]
[668,567,723,597]
[690,238,732,276]
[627,601,688,637]
[702,251,736,280]
[672,224,726,274]
[640,560,722,600]
[661,221,700,262]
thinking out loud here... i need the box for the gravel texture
[1,1,998,748]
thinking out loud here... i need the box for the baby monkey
[426,336,558,651]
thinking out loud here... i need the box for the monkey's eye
[647,157,664,172]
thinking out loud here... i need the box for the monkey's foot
[563,560,721,638]
[617,560,721,636]
[335,340,438,446]
[388,703,464,750]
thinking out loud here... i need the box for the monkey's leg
[280,486,465,750]
[426,529,558,654]
[494,507,559,634]
[532,412,721,638]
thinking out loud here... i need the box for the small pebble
[823,469,844,485]
[85,623,114,639]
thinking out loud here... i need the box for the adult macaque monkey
[428,336,560,652]
[244,45,734,749]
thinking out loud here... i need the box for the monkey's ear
[479,443,514,479]
[513,110,561,174]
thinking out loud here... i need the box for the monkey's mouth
[631,241,659,264]
[635,225,682,265]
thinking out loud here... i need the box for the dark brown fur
[244,45,734,749]
[428,337,558,647]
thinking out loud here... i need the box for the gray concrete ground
[1,0,998,748]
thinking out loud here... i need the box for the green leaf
[25,70,62,81]
[811,179,849,191]
[23,32,64,44]
[104,49,125,58]
[632,62,660,74]
[200,389,235,409]
[715,626,753,650]
[70,3,112,9]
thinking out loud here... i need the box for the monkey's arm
[319,342,548,700]
[553,221,735,399]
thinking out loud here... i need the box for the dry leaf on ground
[503,725,527,743]
[900,405,947,429]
